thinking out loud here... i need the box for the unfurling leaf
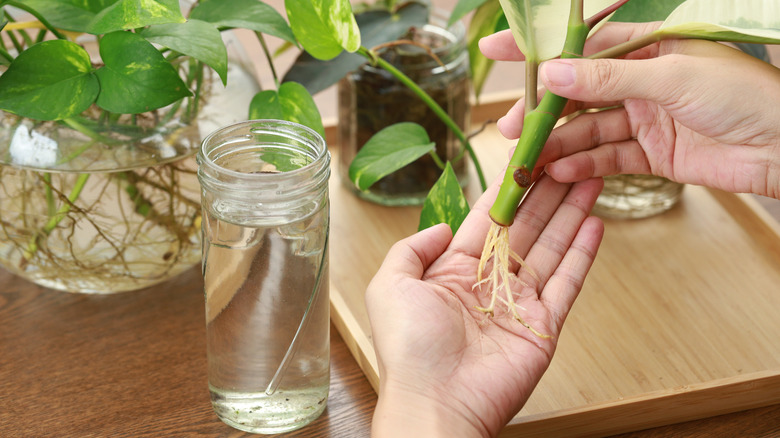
[419,162,470,233]
[349,122,435,191]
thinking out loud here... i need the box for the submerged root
[474,222,550,339]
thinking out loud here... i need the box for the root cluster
[474,222,549,338]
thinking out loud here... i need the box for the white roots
[474,222,550,338]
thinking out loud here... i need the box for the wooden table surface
[2,209,780,437]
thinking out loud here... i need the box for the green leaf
[87,0,185,34]
[190,0,297,45]
[418,162,470,233]
[449,0,491,27]
[285,0,361,60]
[349,122,435,191]
[139,19,228,85]
[610,0,684,23]
[283,2,429,95]
[658,0,780,44]
[18,0,111,32]
[0,40,98,121]
[467,0,503,98]
[94,31,190,114]
[248,82,326,139]
[497,0,616,62]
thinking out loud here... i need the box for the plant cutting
[455,0,780,335]
[0,0,317,292]
[271,0,780,334]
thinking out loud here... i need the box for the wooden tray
[327,119,780,437]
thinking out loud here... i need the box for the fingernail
[541,60,575,87]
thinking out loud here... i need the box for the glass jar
[0,37,257,293]
[338,10,470,206]
[197,120,331,434]
[593,174,684,219]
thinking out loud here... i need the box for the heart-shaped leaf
[140,19,228,85]
[348,122,435,191]
[0,40,98,121]
[285,0,360,60]
[248,82,325,139]
[418,162,470,233]
[94,31,190,114]
[190,0,297,45]
[87,0,185,34]
[283,2,429,95]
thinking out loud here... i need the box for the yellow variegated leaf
[497,0,616,62]
[660,0,780,44]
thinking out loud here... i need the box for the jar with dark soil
[338,11,470,206]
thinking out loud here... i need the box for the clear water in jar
[202,145,329,434]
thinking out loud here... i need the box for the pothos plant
[0,0,321,267]
[280,0,780,336]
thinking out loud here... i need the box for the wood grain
[328,119,780,437]
[2,95,780,436]
[0,267,376,437]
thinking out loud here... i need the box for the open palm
[366,174,604,437]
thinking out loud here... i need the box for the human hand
[480,22,780,199]
[365,175,604,437]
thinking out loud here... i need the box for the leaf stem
[256,31,279,88]
[357,45,487,191]
[488,0,589,226]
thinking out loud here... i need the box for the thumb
[376,223,453,280]
[539,58,674,104]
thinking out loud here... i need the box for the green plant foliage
[418,162,469,233]
[139,19,228,85]
[285,0,361,60]
[283,2,429,95]
[248,82,326,139]
[0,40,98,121]
[87,0,185,34]
[189,0,297,45]
[466,0,504,98]
[609,0,684,22]
[659,0,780,44]
[94,31,190,114]
[497,0,615,62]
[449,0,491,27]
[349,122,435,191]
[21,0,118,32]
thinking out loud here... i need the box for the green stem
[0,46,12,63]
[24,173,90,260]
[256,31,279,88]
[489,1,589,226]
[357,46,488,191]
